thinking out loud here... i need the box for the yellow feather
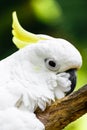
[12,11,53,49]
[12,12,40,48]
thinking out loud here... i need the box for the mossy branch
[36,84,87,130]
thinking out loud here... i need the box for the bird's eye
[45,58,59,71]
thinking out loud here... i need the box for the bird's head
[12,12,82,99]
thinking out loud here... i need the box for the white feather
[0,38,82,130]
[0,107,44,130]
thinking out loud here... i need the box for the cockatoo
[0,12,82,130]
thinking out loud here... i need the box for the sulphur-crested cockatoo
[0,12,82,130]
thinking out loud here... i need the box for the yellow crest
[12,12,50,48]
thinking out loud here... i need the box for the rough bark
[36,84,87,130]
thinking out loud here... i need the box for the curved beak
[66,69,77,95]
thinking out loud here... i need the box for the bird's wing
[0,107,44,130]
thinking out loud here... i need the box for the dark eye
[45,58,59,71]
[48,60,56,67]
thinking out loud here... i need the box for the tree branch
[36,84,87,130]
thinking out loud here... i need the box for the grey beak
[66,69,77,95]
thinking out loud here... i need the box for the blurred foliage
[31,0,62,24]
[0,0,87,129]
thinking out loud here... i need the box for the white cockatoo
[0,12,82,130]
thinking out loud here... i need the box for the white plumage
[0,12,82,130]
